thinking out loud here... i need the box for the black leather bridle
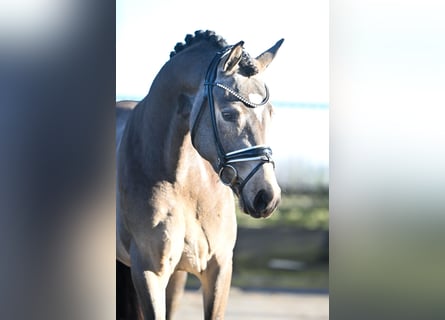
[191,46,275,195]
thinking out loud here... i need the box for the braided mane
[170,30,227,58]
[170,30,259,77]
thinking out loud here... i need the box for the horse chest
[179,233,211,273]
[176,207,237,274]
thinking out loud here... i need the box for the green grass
[232,265,329,289]
[236,190,329,230]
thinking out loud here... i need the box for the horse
[116,30,283,320]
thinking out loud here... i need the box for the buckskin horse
[116,30,283,319]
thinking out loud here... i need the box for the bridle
[191,46,275,195]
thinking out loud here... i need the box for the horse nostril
[253,189,273,213]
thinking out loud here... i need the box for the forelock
[238,52,259,77]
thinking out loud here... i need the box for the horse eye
[221,111,238,122]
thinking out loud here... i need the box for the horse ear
[255,39,284,72]
[223,41,244,73]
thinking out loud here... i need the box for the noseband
[191,46,275,194]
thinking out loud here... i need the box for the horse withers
[116,30,283,319]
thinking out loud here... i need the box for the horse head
[191,39,283,218]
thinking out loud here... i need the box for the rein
[191,46,275,194]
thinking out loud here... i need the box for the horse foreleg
[201,255,233,320]
[166,270,187,320]
[130,251,170,320]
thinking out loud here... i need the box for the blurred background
[117,0,329,294]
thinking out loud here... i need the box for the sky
[116,0,329,104]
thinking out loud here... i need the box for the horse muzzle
[241,183,281,219]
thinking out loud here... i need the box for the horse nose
[253,189,279,217]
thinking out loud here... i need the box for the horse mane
[170,30,259,77]
[169,30,227,58]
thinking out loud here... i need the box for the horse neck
[130,43,218,182]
